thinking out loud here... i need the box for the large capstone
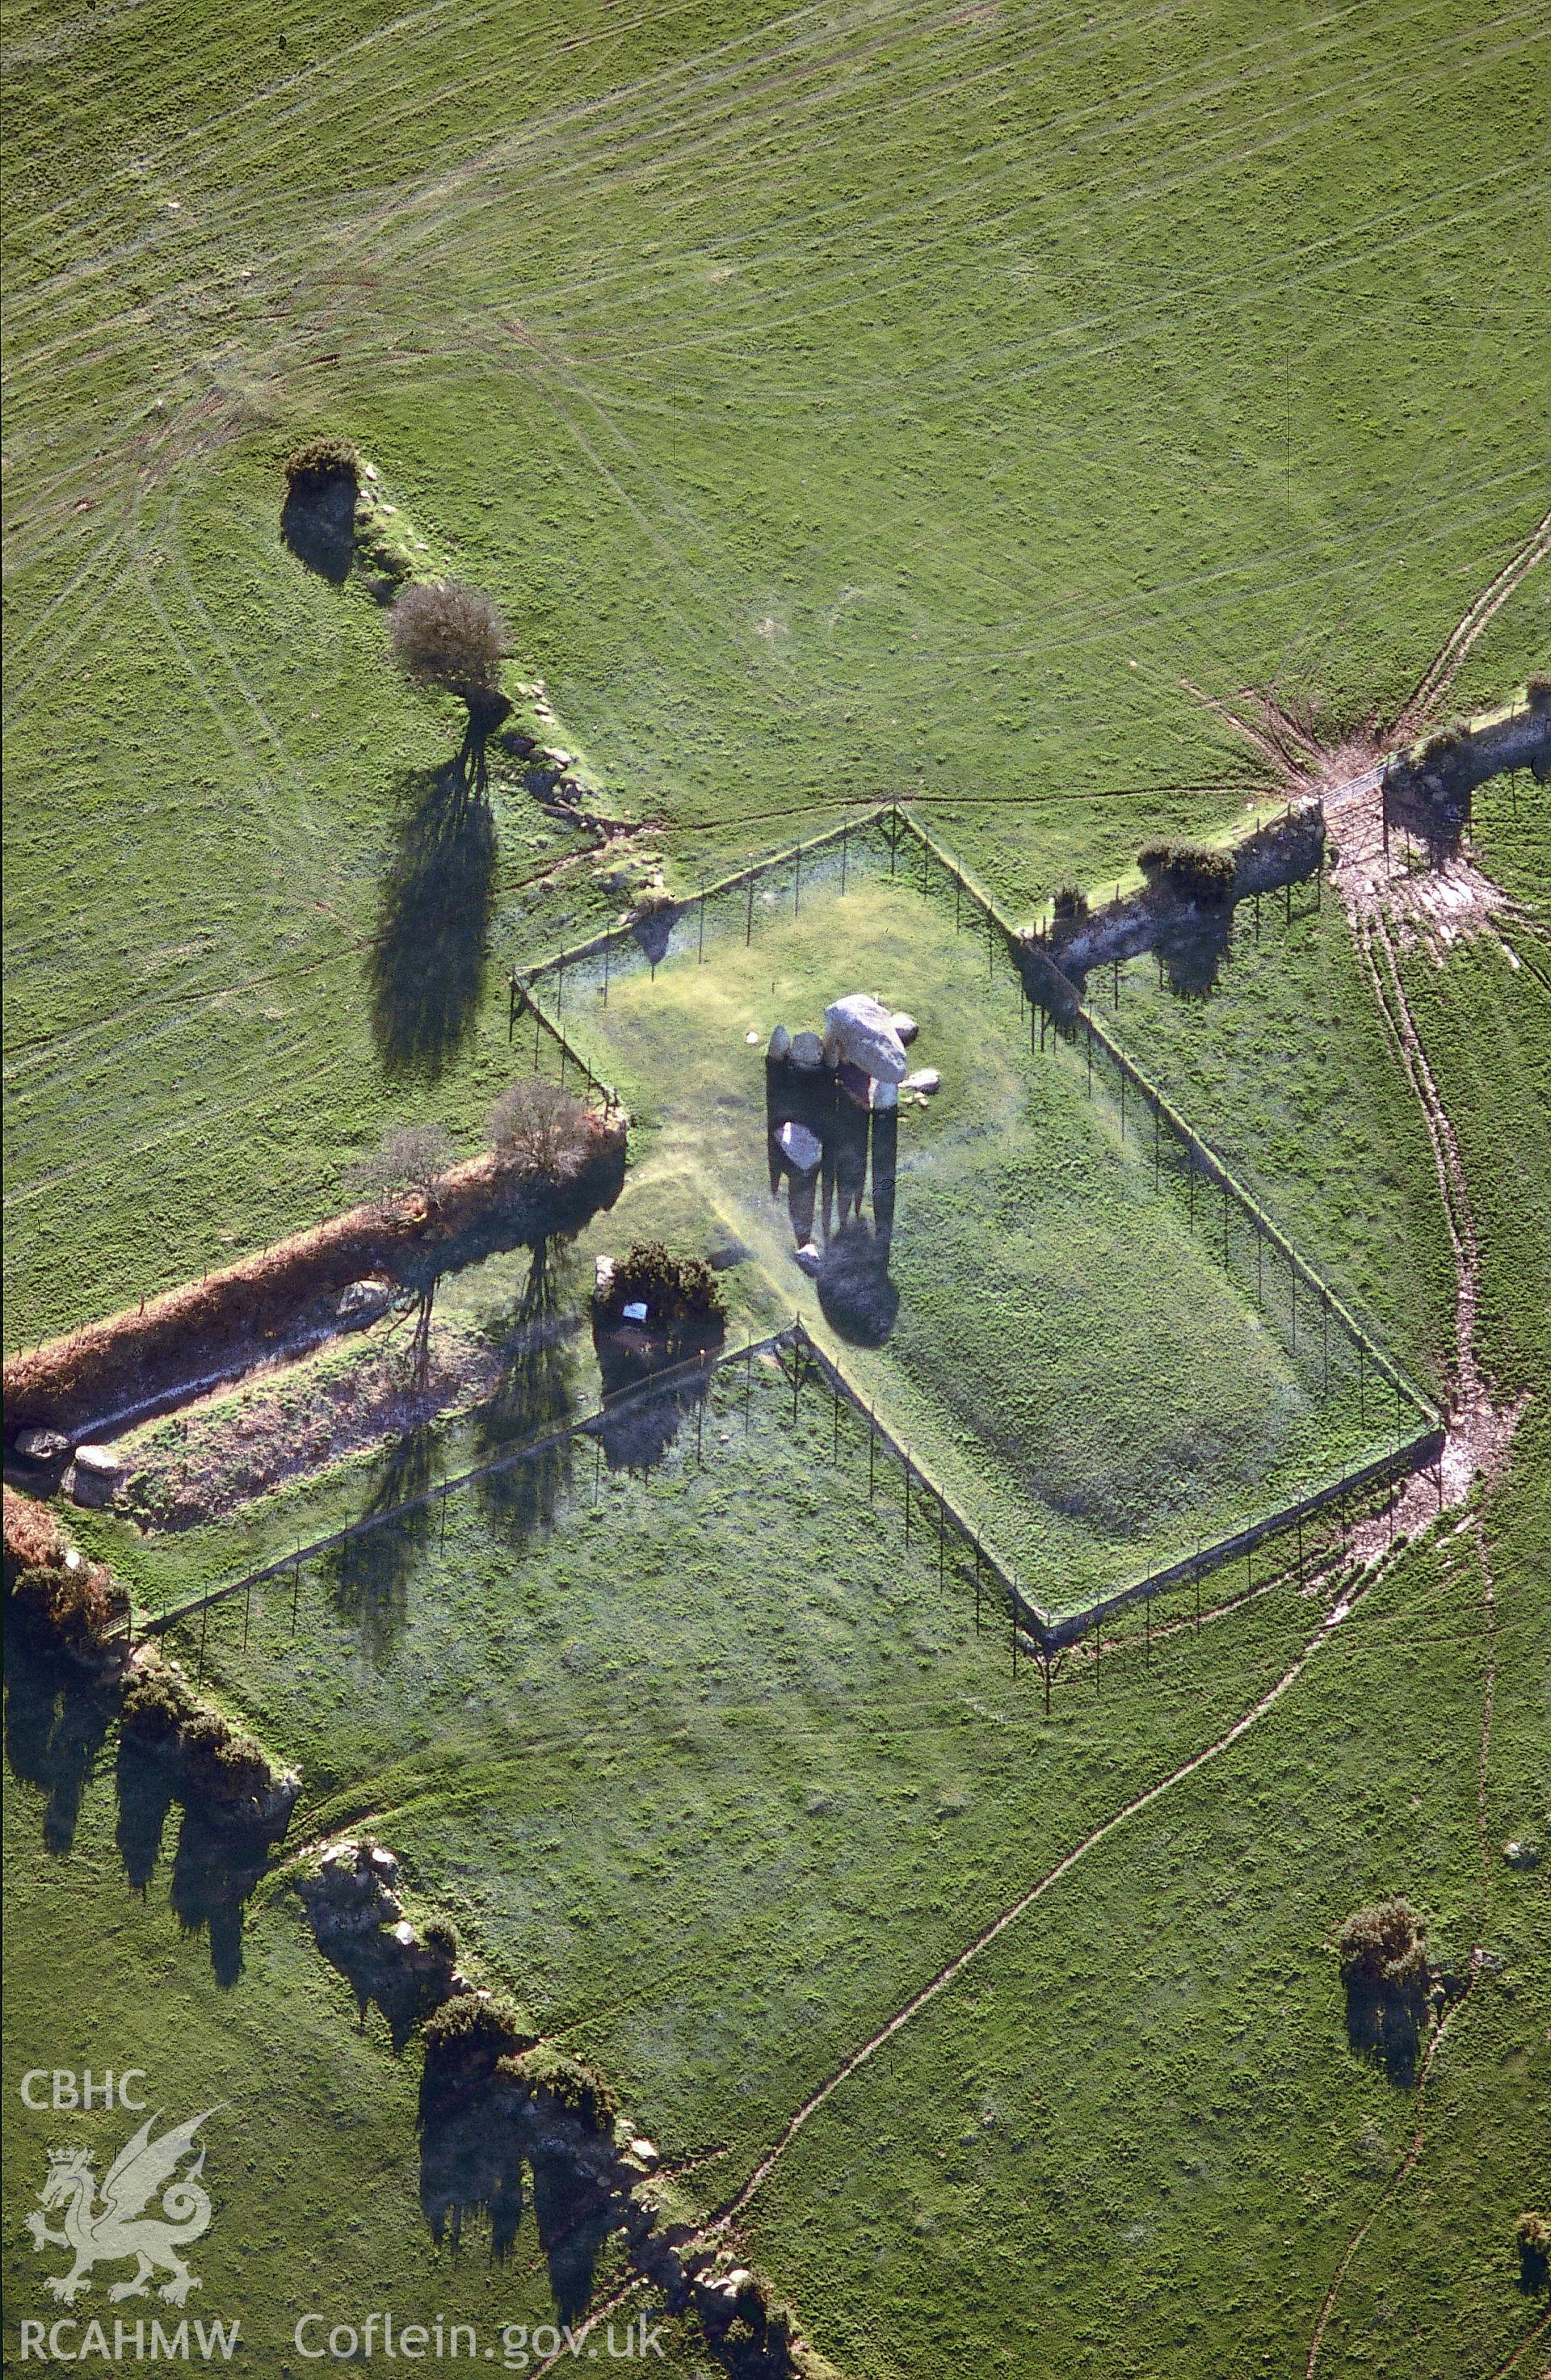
[69,1445,124,1508]
[825,993,909,1082]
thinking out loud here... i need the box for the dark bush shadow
[531,2150,613,2325]
[324,1426,437,1664]
[280,474,357,584]
[419,2095,527,2259]
[168,1806,275,1988]
[2,1613,117,1856]
[631,905,679,968]
[1343,1972,1427,2086]
[592,1335,714,1474]
[475,1238,582,1543]
[368,767,497,1084]
[1518,2231,1550,2294]
[116,1735,178,1892]
[1159,910,1234,1000]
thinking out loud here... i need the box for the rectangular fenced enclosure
[507,810,1432,1621]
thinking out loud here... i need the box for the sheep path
[1304,882,1521,2375]
[1301,1515,1502,2380]
[536,1562,1389,2375]
[1402,503,1551,727]
[712,1575,1367,2234]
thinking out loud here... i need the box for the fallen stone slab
[12,1427,70,1468]
[776,1120,823,1172]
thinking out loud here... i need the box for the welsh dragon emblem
[26,2109,220,2306]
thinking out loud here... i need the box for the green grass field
[5,0,1549,1342]
[4,2,1549,2374]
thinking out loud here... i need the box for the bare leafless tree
[485,1080,592,1179]
[348,1122,454,1216]
[389,581,510,798]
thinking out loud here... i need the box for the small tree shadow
[474,1238,582,1541]
[116,1735,178,1891]
[2,1613,117,1856]
[280,474,357,584]
[368,767,497,1083]
[324,1426,437,1664]
[168,1805,277,1988]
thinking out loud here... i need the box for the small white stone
[622,1300,649,1322]
[793,1242,822,1276]
[902,1068,940,1095]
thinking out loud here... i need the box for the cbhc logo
[19,2071,149,2111]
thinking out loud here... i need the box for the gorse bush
[121,1661,280,1806]
[422,1916,459,1962]
[601,1241,727,1331]
[1337,1895,1428,1987]
[120,1663,197,1743]
[4,1490,126,1649]
[1338,1896,1432,2079]
[1052,883,1088,919]
[9,1559,124,1649]
[1138,842,1237,906]
[499,2043,619,2134]
[421,1995,540,2113]
[283,435,359,490]
[178,1711,273,1802]
[1515,2212,1550,2290]
[2,1484,65,1579]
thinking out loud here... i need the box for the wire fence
[124,1320,1440,1694]
[887,806,1435,1426]
[790,1318,1444,1653]
[121,1330,791,1645]
[154,795,1440,1663]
